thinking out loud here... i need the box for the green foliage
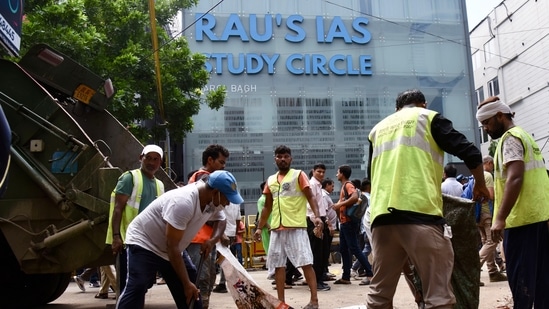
[12,0,225,142]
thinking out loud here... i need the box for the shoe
[317,282,331,291]
[157,278,166,285]
[94,293,109,299]
[73,276,86,292]
[326,272,336,278]
[334,278,351,285]
[350,269,359,279]
[359,278,371,285]
[89,282,100,288]
[273,284,293,290]
[292,274,303,282]
[303,303,319,309]
[212,284,228,293]
[322,275,335,281]
[489,272,508,282]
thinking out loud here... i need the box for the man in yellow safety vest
[477,96,549,308]
[367,89,489,309]
[106,144,165,294]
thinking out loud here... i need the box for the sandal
[334,279,351,285]
[94,293,108,299]
[303,303,319,309]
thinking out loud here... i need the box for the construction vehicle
[0,44,176,306]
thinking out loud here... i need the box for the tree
[14,0,225,142]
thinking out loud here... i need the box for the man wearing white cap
[117,170,244,309]
[476,96,549,308]
[104,144,165,294]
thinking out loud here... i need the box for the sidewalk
[39,265,513,309]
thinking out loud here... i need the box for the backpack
[343,182,368,223]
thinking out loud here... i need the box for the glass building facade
[181,0,477,203]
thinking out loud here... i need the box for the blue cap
[207,171,244,204]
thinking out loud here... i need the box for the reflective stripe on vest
[106,169,164,244]
[268,169,307,229]
[494,126,549,228]
[368,107,444,223]
[371,109,443,164]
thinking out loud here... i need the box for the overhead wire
[147,0,226,60]
[323,0,549,72]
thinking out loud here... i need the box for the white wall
[470,0,549,163]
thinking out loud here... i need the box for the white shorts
[266,228,313,269]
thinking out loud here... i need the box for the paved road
[36,265,512,309]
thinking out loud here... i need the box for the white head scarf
[476,100,512,122]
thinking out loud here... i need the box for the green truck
[0,44,175,306]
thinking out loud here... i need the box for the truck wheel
[0,230,71,306]
[2,272,71,307]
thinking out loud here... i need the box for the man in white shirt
[212,202,241,293]
[441,163,463,197]
[306,163,331,291]
[117,171,244,309]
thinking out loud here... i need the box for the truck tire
[0,231,71,306]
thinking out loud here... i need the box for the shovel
[188,251,206,309]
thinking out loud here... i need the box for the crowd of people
[73,89,547,309]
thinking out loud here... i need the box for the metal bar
[0,91,87,149]
[11,146,64,205]
[33,220,93,250]
[188,252,205,308]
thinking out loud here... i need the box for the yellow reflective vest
[106,169,164,244]
[368,107,444,223]
[268,168,308,229]
[494,126,549,228]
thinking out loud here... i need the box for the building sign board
[0,0,23,56]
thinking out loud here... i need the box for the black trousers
[307,216,330,283]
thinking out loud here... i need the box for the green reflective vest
[368,107,444,223]
[494,126,549,228]
[268,168,307,229]
[106,169,164,244]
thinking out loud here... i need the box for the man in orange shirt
[186,144,229,309]
[332,165,372,285]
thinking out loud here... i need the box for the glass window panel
[181,0,477,201]
[475,86,484,105]
[488,77,499,96]
[408,0,435,22]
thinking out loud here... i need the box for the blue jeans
[339,221,373,280]
[117,245,201,309]
[231,243,243,265]
[352,232,372,271]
